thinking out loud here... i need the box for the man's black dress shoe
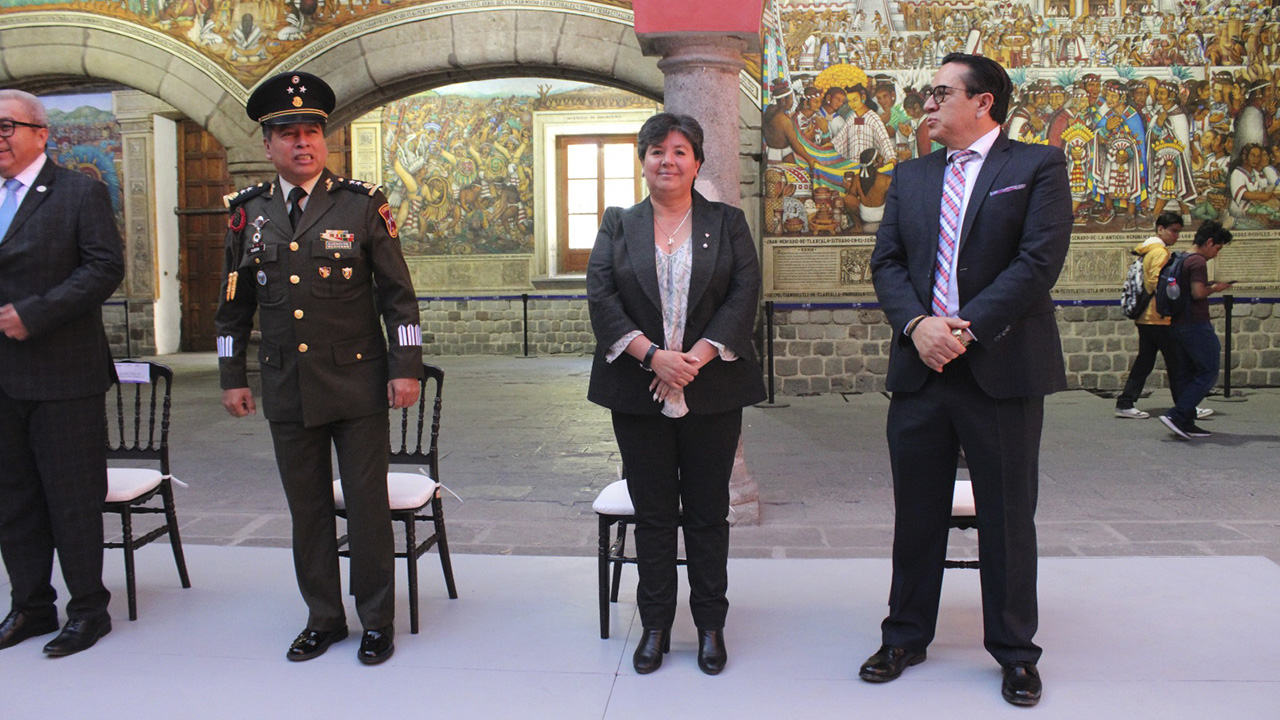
[286,626,349,662]
[1002,661,1042,706]
[358,625,395,665]
[0,610,60,650]
[43,616,111,656]
[858,644,926,683]
[696,629,727,675]
[632,628,670,674]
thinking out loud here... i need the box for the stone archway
[0,6,669,175]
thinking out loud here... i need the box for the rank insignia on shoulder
[228,206,247,232]
[333,177,380,196]
[321,229,355,249]
[378,203,398,238]
[224,182,269,208]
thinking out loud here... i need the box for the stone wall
[420,297,594,357]
[106,298,157,360]
[767,300,1280,396]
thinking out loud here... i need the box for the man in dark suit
[0,89,124,656]
[864,54,1072,706]
[216,72,422,665]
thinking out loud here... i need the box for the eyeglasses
[0,119,47,138]
[929,85,973,105]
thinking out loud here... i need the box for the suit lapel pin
[36,185,47,192]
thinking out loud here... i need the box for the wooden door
[177,121,234,352]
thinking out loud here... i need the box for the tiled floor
[3,546,1278,719]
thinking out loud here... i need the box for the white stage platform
[2,547,1278,719]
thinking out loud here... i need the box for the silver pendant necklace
[656,206,692,247]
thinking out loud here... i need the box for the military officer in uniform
[216,71,423,665]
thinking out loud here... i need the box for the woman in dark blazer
[587,113,766,675]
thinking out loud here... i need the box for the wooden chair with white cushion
[945,476,979,570]
[334,362,457,634]
[593,469,684,639]
[103,360,191,620]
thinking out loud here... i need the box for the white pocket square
[989,184,1026,196]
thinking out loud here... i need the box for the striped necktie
[0,178,22,243]
[932,150,976,317]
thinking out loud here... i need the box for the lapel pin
[703,243,708,248]
[36,185,47,192]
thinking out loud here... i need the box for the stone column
[644,35,751,205]
[636,26,763,525]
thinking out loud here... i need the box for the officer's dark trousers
[611,409,741,631]
[270,413,394,631]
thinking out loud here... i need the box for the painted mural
[379,79,656,257]
[42,93,125,236]
[760,0,1280,242]
[0,0,633,86]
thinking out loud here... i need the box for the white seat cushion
[593,479,634,516]
[106,468,165,503]
[334,472,439,511]
[952,479,976,518]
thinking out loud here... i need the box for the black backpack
[1119,254,1150,319]
[1154,251,1189,319]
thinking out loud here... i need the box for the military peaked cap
[247,71,336,127]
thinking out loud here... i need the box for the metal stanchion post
[1216,294,1245,403]
[517,293,536,359]
[755,300,789,409]
[1222,294,1233,398]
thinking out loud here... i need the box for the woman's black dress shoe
[696,629,727,675]
[633,628,670,674]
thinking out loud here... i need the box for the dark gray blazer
[587,191,766,415]
[0,159,124,401]
[871,133,1072,398]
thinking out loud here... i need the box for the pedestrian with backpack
[1115,211,1186,419]
[1159,221,1234,439]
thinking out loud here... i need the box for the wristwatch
[641,343,659,371]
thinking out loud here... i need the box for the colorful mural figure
[41,94,124,238]
[761,0,1280,235]
[378,79,655,257]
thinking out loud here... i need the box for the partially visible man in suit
[865,54,1072,706]
[0,89,124,656]
[216,72,422,665]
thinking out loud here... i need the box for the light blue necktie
[0,178,22,243]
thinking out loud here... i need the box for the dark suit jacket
[0,159,124,401]
[871,133,1072,398]
[215,169,422,427]
[587,191,766,415]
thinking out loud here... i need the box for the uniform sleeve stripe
[217,336,235,358]
[397,324,422,347]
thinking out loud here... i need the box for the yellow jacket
[1133,236,1172,326]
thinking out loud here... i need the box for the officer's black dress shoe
[0,610,60,650]
[286,626,349,662]
[43,615,111,656]
[696,629,727,675]
[632,628,670,674]
[358,625,395,665]
[859,644,926,682]
[1001,661,1043,706]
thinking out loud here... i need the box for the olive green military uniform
[215,169,422,632]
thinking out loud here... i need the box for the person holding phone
[1159,221,1233,439]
